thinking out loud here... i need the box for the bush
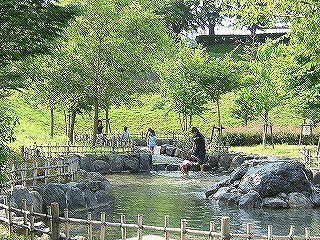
[223,131,318,146]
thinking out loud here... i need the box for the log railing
[9,156,79,187]
[301,147,320,167]
[0,199,319,240]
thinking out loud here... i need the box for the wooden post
[181,219,187,240]
[137,214,143,240]
[100,212,106,240]
[4,197,12,235]
[209,220,215,240]
[30,204,35,240]
[289,225,295,238]
[121,215,126,240]
[32,161,38,187]
[47,206,52,232]
[221,217,230,240]
[268,225,273,240]
[164,215,169,240]
[247,223,252,240]
[22,163,27,187]
[58,158,62,183]
[44,160,49,185]
[305,227,310,240]
[64,209,70,239]
[22,199,29,237]
[51,202,60,240]
[88,212,93,240]
[270,123,274,149]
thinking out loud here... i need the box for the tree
[158,43,207,132]
[231,89,256,126]
[65,0,173,145]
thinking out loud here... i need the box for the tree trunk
[216,99,222,145]
[68,110,76,144]
[208,22,215,36]
[64,110,68,136]
[50,107,54,138]
[262,111,268,147]
[92,97,99,146]
[105,110,109,135]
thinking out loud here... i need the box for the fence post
[289,225,295,238]
[305,227,310,240]
[100,212,106,240]
[4,197,12,235]
[30,203,35,240]
[22,163,27,187]
[181,219,187,240]
[32,161,38,187]
[121,215,126,240]
[44,160,49,185]
[51,202,60,240]
[268,225,273,240]
[88,212,93,240]
[221,217,230,240]
[209,220,215,240]
[22,199,29,237]
[164,215,169,240]
[47,206,52,232]
[137,214,143,240]
[247,223,252,240]
[64,209,70,239]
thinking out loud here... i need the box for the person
[180,159,194,177]
[97,120,104,144]
[121,126,131,147]
[148,129,157,155]
[190,127,206,172]
[145,128,152,147]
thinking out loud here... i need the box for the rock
[109,154,124,173]
[95,190,114,205]
[312,192,320,207]
[80,155,95,172]
[206,178,230,198]
[207,155,220,168]
[30,191,43,213]
[230,164,248,182]
[288,192,312,208]
[313,171,320,185]
[139,154,151,172]
[66,187,86,211]
[123,156,140,173]
[75,182,87,191]
[239,161,312,197]
[12,185,32,209]
[229,155,245,170]
[217,191,241,206]
[93,160,111,174]
[166,146,176,157]
[238,190,262,208]
[152,164,167,171]
[174,148,182,158]
[42,184,67,211]
[84,189,98,208]
[101,180,114,200]
[304,169,313,182]
[86,182,100,192]
[218,154,234,170]
[262,197,288,209]
[86,172,106,182]
[167,165,179,171]
[212,187,230,200]
[160,145,169,155]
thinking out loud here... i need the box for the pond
[71,155,320,239]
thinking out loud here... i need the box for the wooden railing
[22,143,134,159]
[0,199,319,240]
[9,156,79,187]
[301,147,320,167]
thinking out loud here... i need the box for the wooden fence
[0,199,319,240]
[9,156,79,187]
[301,147,320,167]
[22,143,134,159]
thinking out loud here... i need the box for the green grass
[230,144,316,159]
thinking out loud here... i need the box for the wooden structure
[301,147,320,167]
[9,156,79,187]
[0,200,318,240]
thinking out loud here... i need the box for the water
[70,155,320,239]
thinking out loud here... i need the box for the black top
[97,125,103,134]
[193,133,206,152]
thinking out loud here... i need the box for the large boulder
[109,155,124,173]
[80,155,96,172]
[239,161,312,197]
[30,191,43,213]
[207,155,220,168]
[262,197,288,209]
[160,145,169,155]
[83,189,98,208]
[229,155,245,170]
[218,154,234,170]
[139,154,151,172]
[66,187,86,211]
[165,146,176,157]
[206,178,230,198]
[123,156,140,173]
[95,190,113,205]
[93,160,111,174]
[288,192,312,208]
[42,184,67,211]
[313,171,320,186]
[238,190,262,208]
[12,185,32,209]
[174,148,182,158]
[230,164,248,183]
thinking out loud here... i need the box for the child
[148,129,157,155]
[180,160,193,177]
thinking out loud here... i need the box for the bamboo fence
[9,156,79,187]
[0,199,319,240]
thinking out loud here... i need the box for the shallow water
[69,155,320,239]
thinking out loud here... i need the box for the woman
[148,129,157,155]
